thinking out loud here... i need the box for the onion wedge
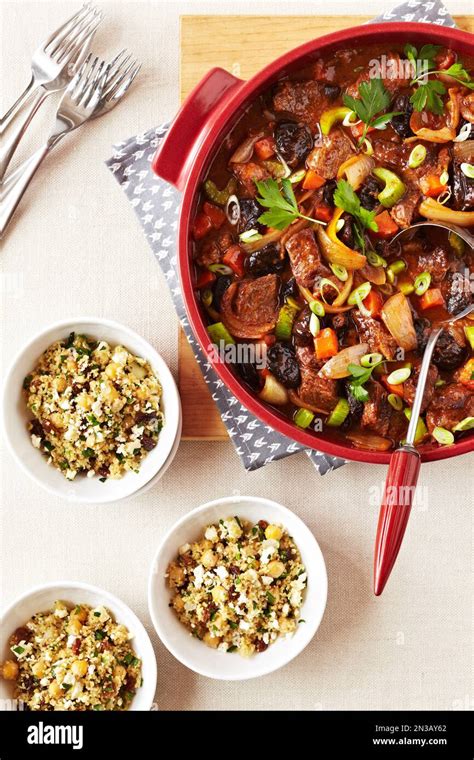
[346,432,393,451]
[409,88,460,143]
[419,198,474,228]
[320,343,369,379]
[259,373,289,406]
[316,220,367,271]
[288,389,333,415]
[337,154,374,190]
[360,263,386,286]
[380,292,417,351]
[229,132,264,163]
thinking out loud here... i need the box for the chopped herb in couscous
[0,602,142,711]
[23,333,164,480]
[166,517,307,656]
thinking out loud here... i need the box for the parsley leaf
[255,178,325,230]
[408,52,474,114]
[333,179,378,233]
[347,382,370,403]
[346,361,383,403]
[410,79,446,116]
[343,78,400,145]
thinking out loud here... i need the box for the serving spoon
[373,301,474,595]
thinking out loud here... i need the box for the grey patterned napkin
[106,0,455,473]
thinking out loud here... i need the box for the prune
[432,330,466,370]
[323,83,341,100]
[281,276,298,301]
[246,243,285,276]
[322,179,337,207]
[391,95,414,139]
[266,343,301,388]
[359,176,381,211]
[338,213,354,248]
[274,121,313,167]
[292,306,312,348]
[344,382,364,421]
[236,362,261,391]
[237,199,263,233]
[212,275,232,311]
[451,161,474,211]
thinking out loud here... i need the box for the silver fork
[0,52,140,236]
[0,4,103,179]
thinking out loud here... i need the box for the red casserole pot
[153,22,474,465]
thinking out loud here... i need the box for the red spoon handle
[374,447,421,596]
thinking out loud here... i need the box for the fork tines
[45,4,103,63]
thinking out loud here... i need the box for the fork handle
[1,76,38,125]
[0,141,54,236]
[0,87,48,180]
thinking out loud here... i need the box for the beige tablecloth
[1,0,473,711]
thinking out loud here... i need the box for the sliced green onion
[452,416,474,432]
[388,393,403,411]
[294,408,315,429]
[275,303,298,341]
[239,228,262,243]
[329,263,349,282]
[309,313,321,337]
[367,250,387,268]
[208,263,233,275]
[437,187,452,206]
[319,277,341,304]
[320,106,353,134]
[408,144,427,169]
[348,281,371,306]
[207,322,235,345]
[439,170,449,185]
[326,398,350,427]
[289,169,306,184]
[414,271,431,296]
[398,281,415,296]
[448,231,465,257]
[363,138,373,156]
[342,110,359,127]
[460,162,474,179]
[361,352,383,368]
[310,300,325,317]
[435,378,446,388]
[464,325,474,351]
[432,426,454,445]
[403,408,428,444]
[388,260,406,276]
[453,123,472,142]
[201,289,213,308]
[387,367,411,385]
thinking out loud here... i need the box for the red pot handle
[373,446,421,596]
[152,67,243,192]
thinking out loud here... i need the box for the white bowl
[0,581,157,711]
[148,495,328,680]
[2,318,181,504]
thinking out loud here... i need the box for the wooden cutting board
[179,13,473,440]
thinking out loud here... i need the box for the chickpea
[265,524,283,541]
[203,632,221,649]
[71,660,88,677]
[172,595,185,613]
[211,586,227,604]
[67,618,83,636]
[130,362,146,380]
[113,665,126,684]
[278,617,297,634]
[167,562,186,589]
[1,660,19,681]
[105,363,119,380]
[53,376,67,393]
[71,606,88,623]
[49,682,63,699]
[201,549,217,569]
[102,382,119,402]
[77,394,92,411]
[32,660,46,678]
[267,560,286,578]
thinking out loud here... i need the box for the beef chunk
[433,327,467,370]
[361,381,392,437]
[306,130,354,179]
[267,343,301,388]
[246,244,285,276]
[196,230,234,267]
[426,383,474,433]
[390,186,420,229]
[403,364,439,413]
[441,271,472,314]
[273,80,329,129]
[285,228,323,288]
[414,246,449,283]
[345,53,410,98]
[237,199,262,233]
[460,92,474,123]
[232,162,270,197]
[297,367,339,413]
[352,312,398,360]
[233,274,280,325]
[274,121,313,167]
